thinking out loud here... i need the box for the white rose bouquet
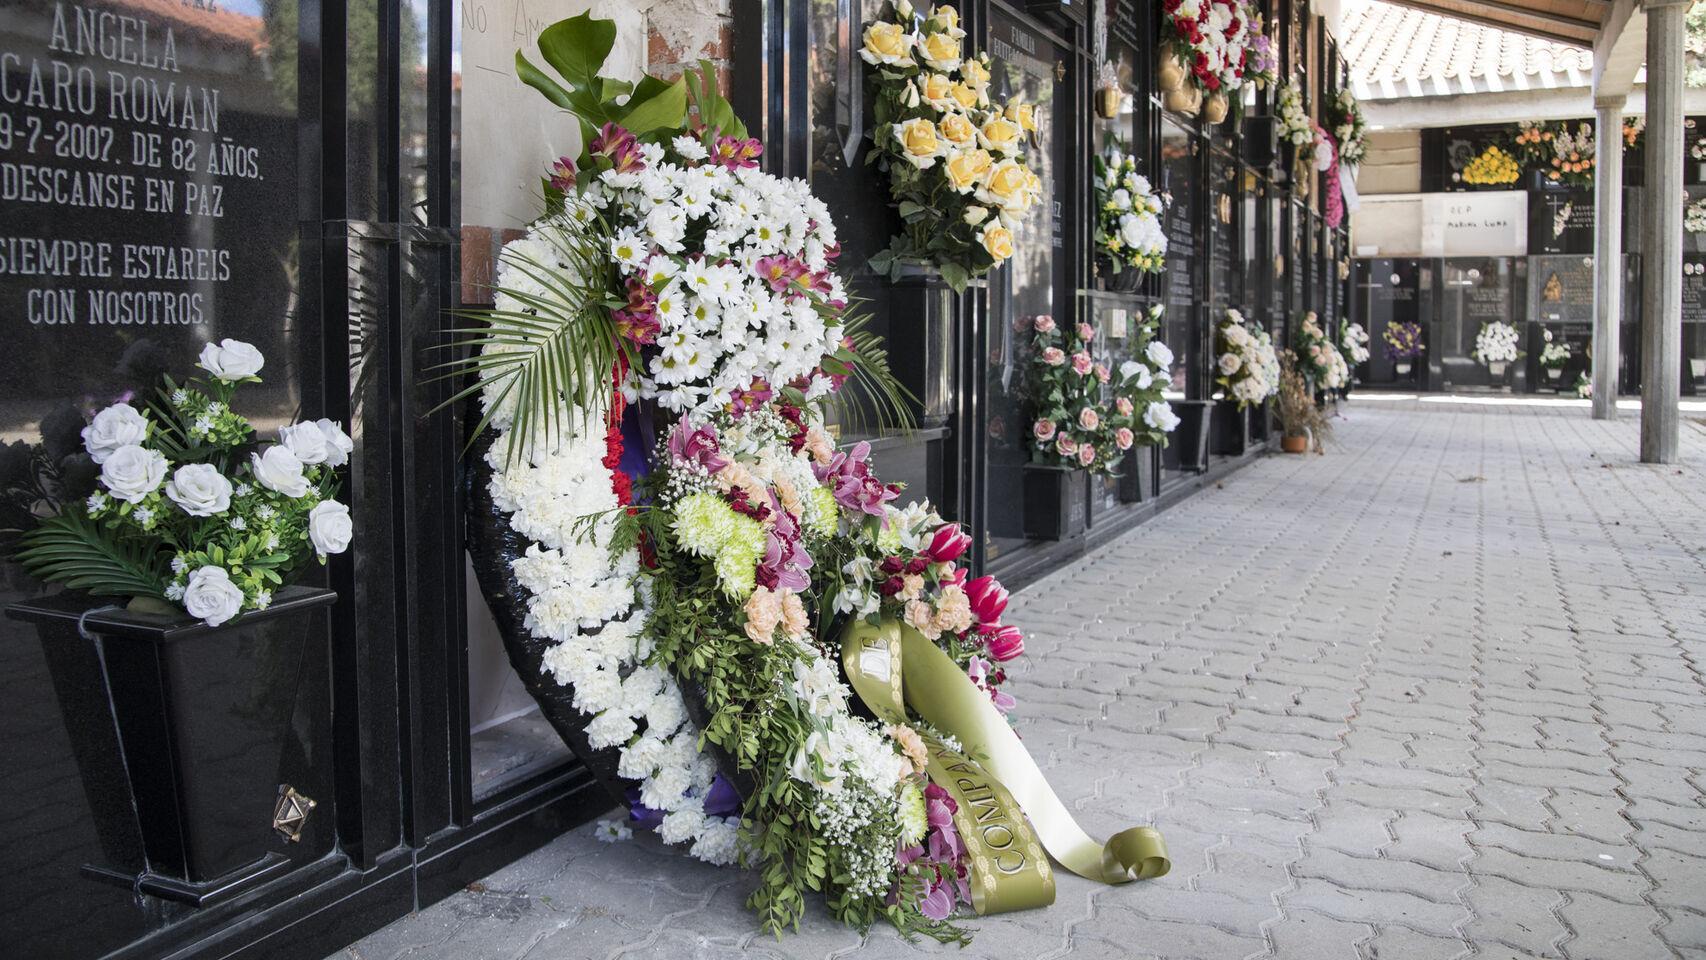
[1685,195,1706,234]
[1092,150,1167,274]
[1276,80,1313,147]
[1293,311,1349,391]
[1215,309,1279,409]
[16,341,352,626]
[1339,320,1371,365]
[1473,321,1522,366]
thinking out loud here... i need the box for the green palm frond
[428,213,625,466]
[15,510,167,599]
[829,309,917,438]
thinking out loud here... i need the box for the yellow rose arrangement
[865,0,1043,290]
[1461,145,1520,186]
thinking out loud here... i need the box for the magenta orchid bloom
[755,254,805,292]
[815,440,899,519]
[711,135,763,169]
[727,378,774,418]
[757,497,813,592]
[590,123,647,173]
[667,417,729,474]
[548,156,576,191]
[967,655,1016,713]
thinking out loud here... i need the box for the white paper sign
[1421,191,1528,258]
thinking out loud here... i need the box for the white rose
[963,205,989,226]
[82,403,149,464]
[277,422,330,464]
[308,500,353,556]
[100,444,168,503]
[314,419,354,467]
[1146,341,1174,369]
[182,565,246,626]
[1143,402,1180,432]
[1218,352,1242,375]
[197,339,265,381]
[250,446,310,498]
[164,463,233,517]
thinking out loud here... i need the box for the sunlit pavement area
[336,397,1706,960]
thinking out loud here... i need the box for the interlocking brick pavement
[336,399,1706,960]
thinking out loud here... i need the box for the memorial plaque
[1,0,304,444]
[1529,190,1594,255]
[1288,202,1305,313]
[1684,256,1706,324]
[1528,255,1595,325]
[1160,121,1197,318]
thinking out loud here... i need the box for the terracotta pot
[1095,86,1121,120]
[1281,434,1309,454]
[1157,57,1186,93]
[1202,92,1228,124]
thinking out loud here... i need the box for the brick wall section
[642,0,734,93]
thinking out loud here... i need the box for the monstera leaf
[517,12,687,149]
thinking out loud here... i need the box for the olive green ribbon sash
[840,617,1170,915]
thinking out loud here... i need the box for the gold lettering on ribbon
[933,746,1029,876]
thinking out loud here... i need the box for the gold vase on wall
[1095,86,1121,120]
[1157,56,1186,93]
[1202,92,1228,124]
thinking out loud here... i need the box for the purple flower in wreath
[667,417,729,474]
[815,440,899,519]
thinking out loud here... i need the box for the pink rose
[980,623,1024,662]
[1115,427,1134,450]
[1071,352,1093,375]
[1115,396,1134,416]
[1041,347,1065,366]
[1078,407,1100,430]
[1055,434,1077,456]
[1033,315,1056,333]
[1076,322,1094,341]
[1077,443,1096,467]
[1033,418,1056,442]
[965,575,1009,624]
[1094,363,1110,383]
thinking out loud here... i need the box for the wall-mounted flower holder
[6,587,335,907]
[883,264,962,432]
[1166,399,1215,472]
[1211,402,1250,456]
[1022,463,1088,541]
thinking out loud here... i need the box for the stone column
[1592,96,1624,419]
[1641,0,1688,462]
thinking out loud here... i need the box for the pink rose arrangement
[1025,305,1176,476]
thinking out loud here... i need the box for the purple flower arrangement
[1382,322,1424,362]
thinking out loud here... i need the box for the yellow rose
[979,223,1015,261]
[980,159,1030,210]
[961,57,990,89]
[893,117,944,167]
[930,4,965,36]
[920,32,962,70]
[860,21,913,66]
[1005,100,1038,132]
[979,116,1021,154]
[918,72,955,108]
[949,82,979,110]
[938,112,976,145]
[943,148,992,192]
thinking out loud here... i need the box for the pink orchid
[815,440,899,518]
[667,417,729,473]
[967,656,1016,713]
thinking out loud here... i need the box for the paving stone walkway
[339,399,1706,960]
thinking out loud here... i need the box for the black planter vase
[1118,445,1155,503]
[1022,463,1088,541]
[1248,400,1272,445]
[1211,402,1250,456]
[6,586,336,906]
[1169,399,1215,472]
[1096,256,1143,292]
[884,264,958,430]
